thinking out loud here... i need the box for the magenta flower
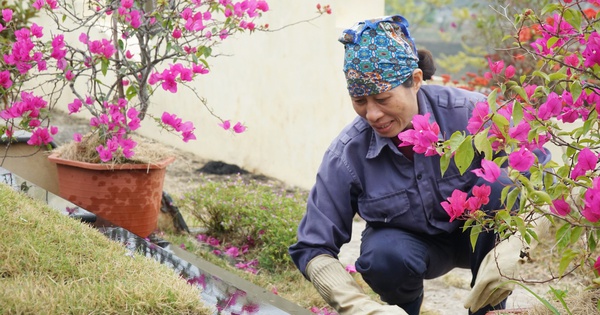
[233,122,247,133]
[488,57,504,74]
[583,32,600,68]
[73,133,82,142]
[583,178,600,222]
[508,148,536,172]
[30,23,43,38]
[467,184,491,211]
[345,264,357,274]
[397,113,441,156]
[467,101,490,134]
[504,65,516,79]
[225,246,240,258]
[595,256,600,275]
[537,92,562,120]
[172,28,182,39]
[120,0,133,9]
[508,121,531,143]
[471,159,501,183]
[571,148,598,179]
[441,189,468,222]
[0,70,13,89]
[67,98,82,114]
[2,9,13,23]
[27,127,52,146]
[219,120,231,130]
[550,198,571,216]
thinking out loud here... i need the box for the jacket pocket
[358,190,411,225]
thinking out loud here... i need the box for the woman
[288,15,550,315]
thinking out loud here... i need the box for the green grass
[0,184,211,315]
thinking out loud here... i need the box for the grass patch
[167,174,335,310]
[0,184,211,315]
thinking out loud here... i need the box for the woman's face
[351,69,423,139]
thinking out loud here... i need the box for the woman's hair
[402,49,436,87]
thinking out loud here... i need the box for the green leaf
[532,70,550,83]
[541,3,562,16]
[548,71,567,82]
[447,131,466,151]
[470,224,482,250]
[546,37,560,50]
[496,209,512,224]
[570,81,582,101]
[440,152,451,177]
[455,137,474,175]
[474,130,492,159]
[487,89,498,112]
[491,113,510,130]
[506,188,520,211]
[563,8,582,30]
[511,281,562,314]
[570,226,584,246]
[101,58,109,76]
[558,250,578,276]
[512,100,524,125]
[125,85,137,101]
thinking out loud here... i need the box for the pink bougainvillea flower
[571,147,599,179]
[583,178,600,222]
[225,246,240,258]
[65,70,74,81]
[467,184,491,211]
[219,120,231,130]
[233,122,247,133]
[345,264,357,274]
[537,92,562,120]
[441,189,468,222]
[550,198,571,216]
[2,9,13,23]
[27,127,53,146]
[0,70,13,89]
[120,0,134,9]
[471,159,501,183]
[504,65,516,79]
[467,101,490,134]
[508,148,536,172]
[508,121,531,143]
[594,256,600,275]
[73,133,82,142]
[397,113,441,156]
[564,53,580,68]
[488,57,504,74]
[172,28,182,39]
[30,23,43,38]
[583,32,600,68]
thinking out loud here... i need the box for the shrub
[179,174,308,272]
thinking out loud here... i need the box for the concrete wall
[136,1,385,190]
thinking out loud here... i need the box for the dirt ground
[50,110,591,314]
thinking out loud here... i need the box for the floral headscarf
[339,15,419,97]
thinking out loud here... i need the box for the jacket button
[416,174,422,180]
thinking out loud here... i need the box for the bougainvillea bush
[0,0,270,164]
[402,0,600,310]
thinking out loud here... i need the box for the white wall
[137,1,385,190]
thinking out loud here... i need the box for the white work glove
[464,216,551,312]
[306,254,408,315]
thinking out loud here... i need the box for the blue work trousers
[356,177,509,315]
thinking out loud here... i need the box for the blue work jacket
[289,84,492,276]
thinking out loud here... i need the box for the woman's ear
[412,69,423,91]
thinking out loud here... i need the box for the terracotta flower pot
[48,153,175,238]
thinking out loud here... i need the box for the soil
[50,110,591,315]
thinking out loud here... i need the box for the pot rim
[47,152,176,171]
